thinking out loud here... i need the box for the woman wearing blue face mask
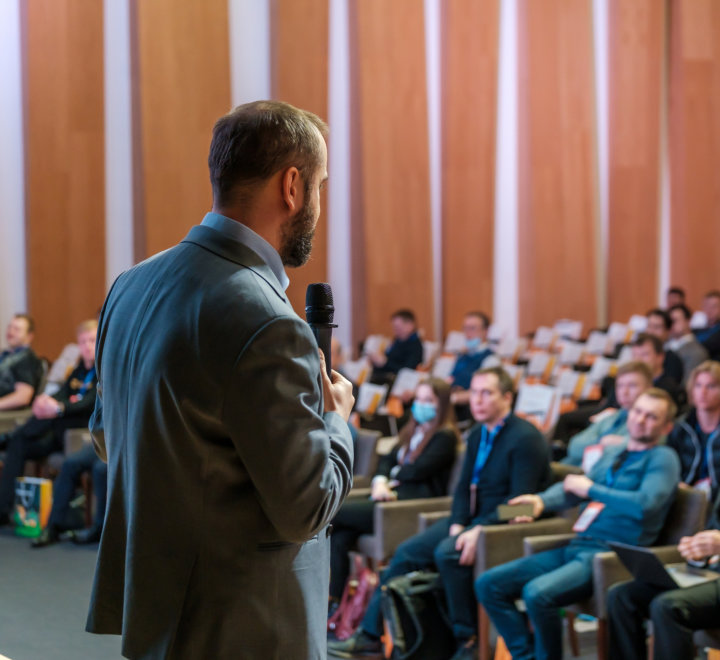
[328,378,459,609]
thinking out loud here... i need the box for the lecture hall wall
[0,0,719,358]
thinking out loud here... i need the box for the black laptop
[609,541,720,590]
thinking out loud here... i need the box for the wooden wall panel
[441,0,499,334]
[517,0,598,335]
[23,0,106,358]
[607,0,665,322]
[271,0,329,316]
[350,0,435,341]
[133,0,231,259]
[669,0,720,309]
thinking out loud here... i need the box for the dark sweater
[450,414,552,528]
[55,362,98,418]
[375,332,423,376]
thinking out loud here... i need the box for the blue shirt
[201,212,290,291]
[451,347,494,390]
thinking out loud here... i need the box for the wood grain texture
[607,0,665,322]
[441,0,499,334]
[132,0,231,259]
[349,0,435,341]
[669,0,720,309]
[517,0,598,335]
[23,0,106,358]
[271,0,329,317]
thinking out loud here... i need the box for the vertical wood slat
[441,0,500,334]
[271,0,329,317]
[350,0,435,341]
[517,0,598,335]
[669,0,720,309]
[132,0,231,259]
[607,0,665,322]
[23,0,106,358]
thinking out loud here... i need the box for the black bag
[380,571,455,660]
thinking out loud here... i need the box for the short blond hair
[76,319,98,335]
[639,387,677,423]
[687,360,720,406]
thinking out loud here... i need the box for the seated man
[0,314,42,411]
[695,290,720,361]
[645,308,684,384]
[607,493,720,660]
[665,286,686,310]
[667,360,720,507]
[448,311,496,420]
[562,361,652,467]
[476,389,680,660]
[0,319,98,526]
[329,367,552,660]
[667,304,709,385]
[30,441,108,547]
[369,309,424,384]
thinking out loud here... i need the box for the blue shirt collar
[201,212,290,291]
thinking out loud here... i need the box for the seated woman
[329,378,459,607]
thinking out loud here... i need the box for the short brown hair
[639,387,677,423]
[686,360,720,406]
[13,313,35,334]
[633,332,664,355]
[616,360,653,383]
[208,100,328,208]
[466,311,491,329]
[473,366,516,396]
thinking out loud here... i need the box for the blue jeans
[360,517,476,641]
[475,538,606,660]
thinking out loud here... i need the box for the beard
[279,199,316,268]
[632,434,655,445]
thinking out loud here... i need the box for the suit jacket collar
[181,225,288,304]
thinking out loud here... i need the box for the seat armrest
[418,510,451,533]
[477,519,574,576]
[373,497,453,559]
[523,533,576,556]
[592,551,632,618]
[352,475,371,489]
[346,488,372,500]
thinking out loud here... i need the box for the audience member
[562,361,652,467]
[645,308,684,384]
[369,309,423,384]
[695,291,720,361]
[329,367,552,660]
[476,389,680,660]
[625,333,684,408]
[665,286,686,310]
[0,314,43,411]
[30,441,107,547]
[328,378,458,608]
[667,361,720,508]
[667,304,709,385]
[0,320,98,526]
[607,493,720,660]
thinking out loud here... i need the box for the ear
[280,166,302,213]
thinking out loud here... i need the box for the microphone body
[305,283,337,377]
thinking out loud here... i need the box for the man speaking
[86,101,355,659]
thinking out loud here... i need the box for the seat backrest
[447,446,467,495]
[550,461,583,483]
[655,483,708,545]
[353,428,381,477]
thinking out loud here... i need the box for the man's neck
[83,358,94,371]
[484,410,510,430]
[697,408,720,434]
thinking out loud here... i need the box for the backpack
[328,555,379,641]
[380,571,455,660]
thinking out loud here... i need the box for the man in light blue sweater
[476,388,680,660]
[562,361,652,467]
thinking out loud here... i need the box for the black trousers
[330,498,375,599]
[0,415,86,515]
[607,578,720,660]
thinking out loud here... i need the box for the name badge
[573,502,605,532]
[582,444,604,475]
[694,477,712,500]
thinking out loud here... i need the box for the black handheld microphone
[305,283,337,377]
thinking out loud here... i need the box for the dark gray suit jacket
[86,224,354,659]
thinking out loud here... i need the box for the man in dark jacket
[329,367,552,659]
[667,360,720,510]
[0,320,98,526]
[0,313,42,411]
[369,309,424,384]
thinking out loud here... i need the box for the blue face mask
[466,337,481,352]
[412,401,437,425]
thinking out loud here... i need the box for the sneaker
[449,636,478,660]
[327,629,382,658]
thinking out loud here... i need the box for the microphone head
[305,283,334,325]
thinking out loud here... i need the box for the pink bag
[328,556,379,640]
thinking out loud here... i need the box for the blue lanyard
[77,367,96,398]
[605,450,629,487]
[471,423,502,484]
